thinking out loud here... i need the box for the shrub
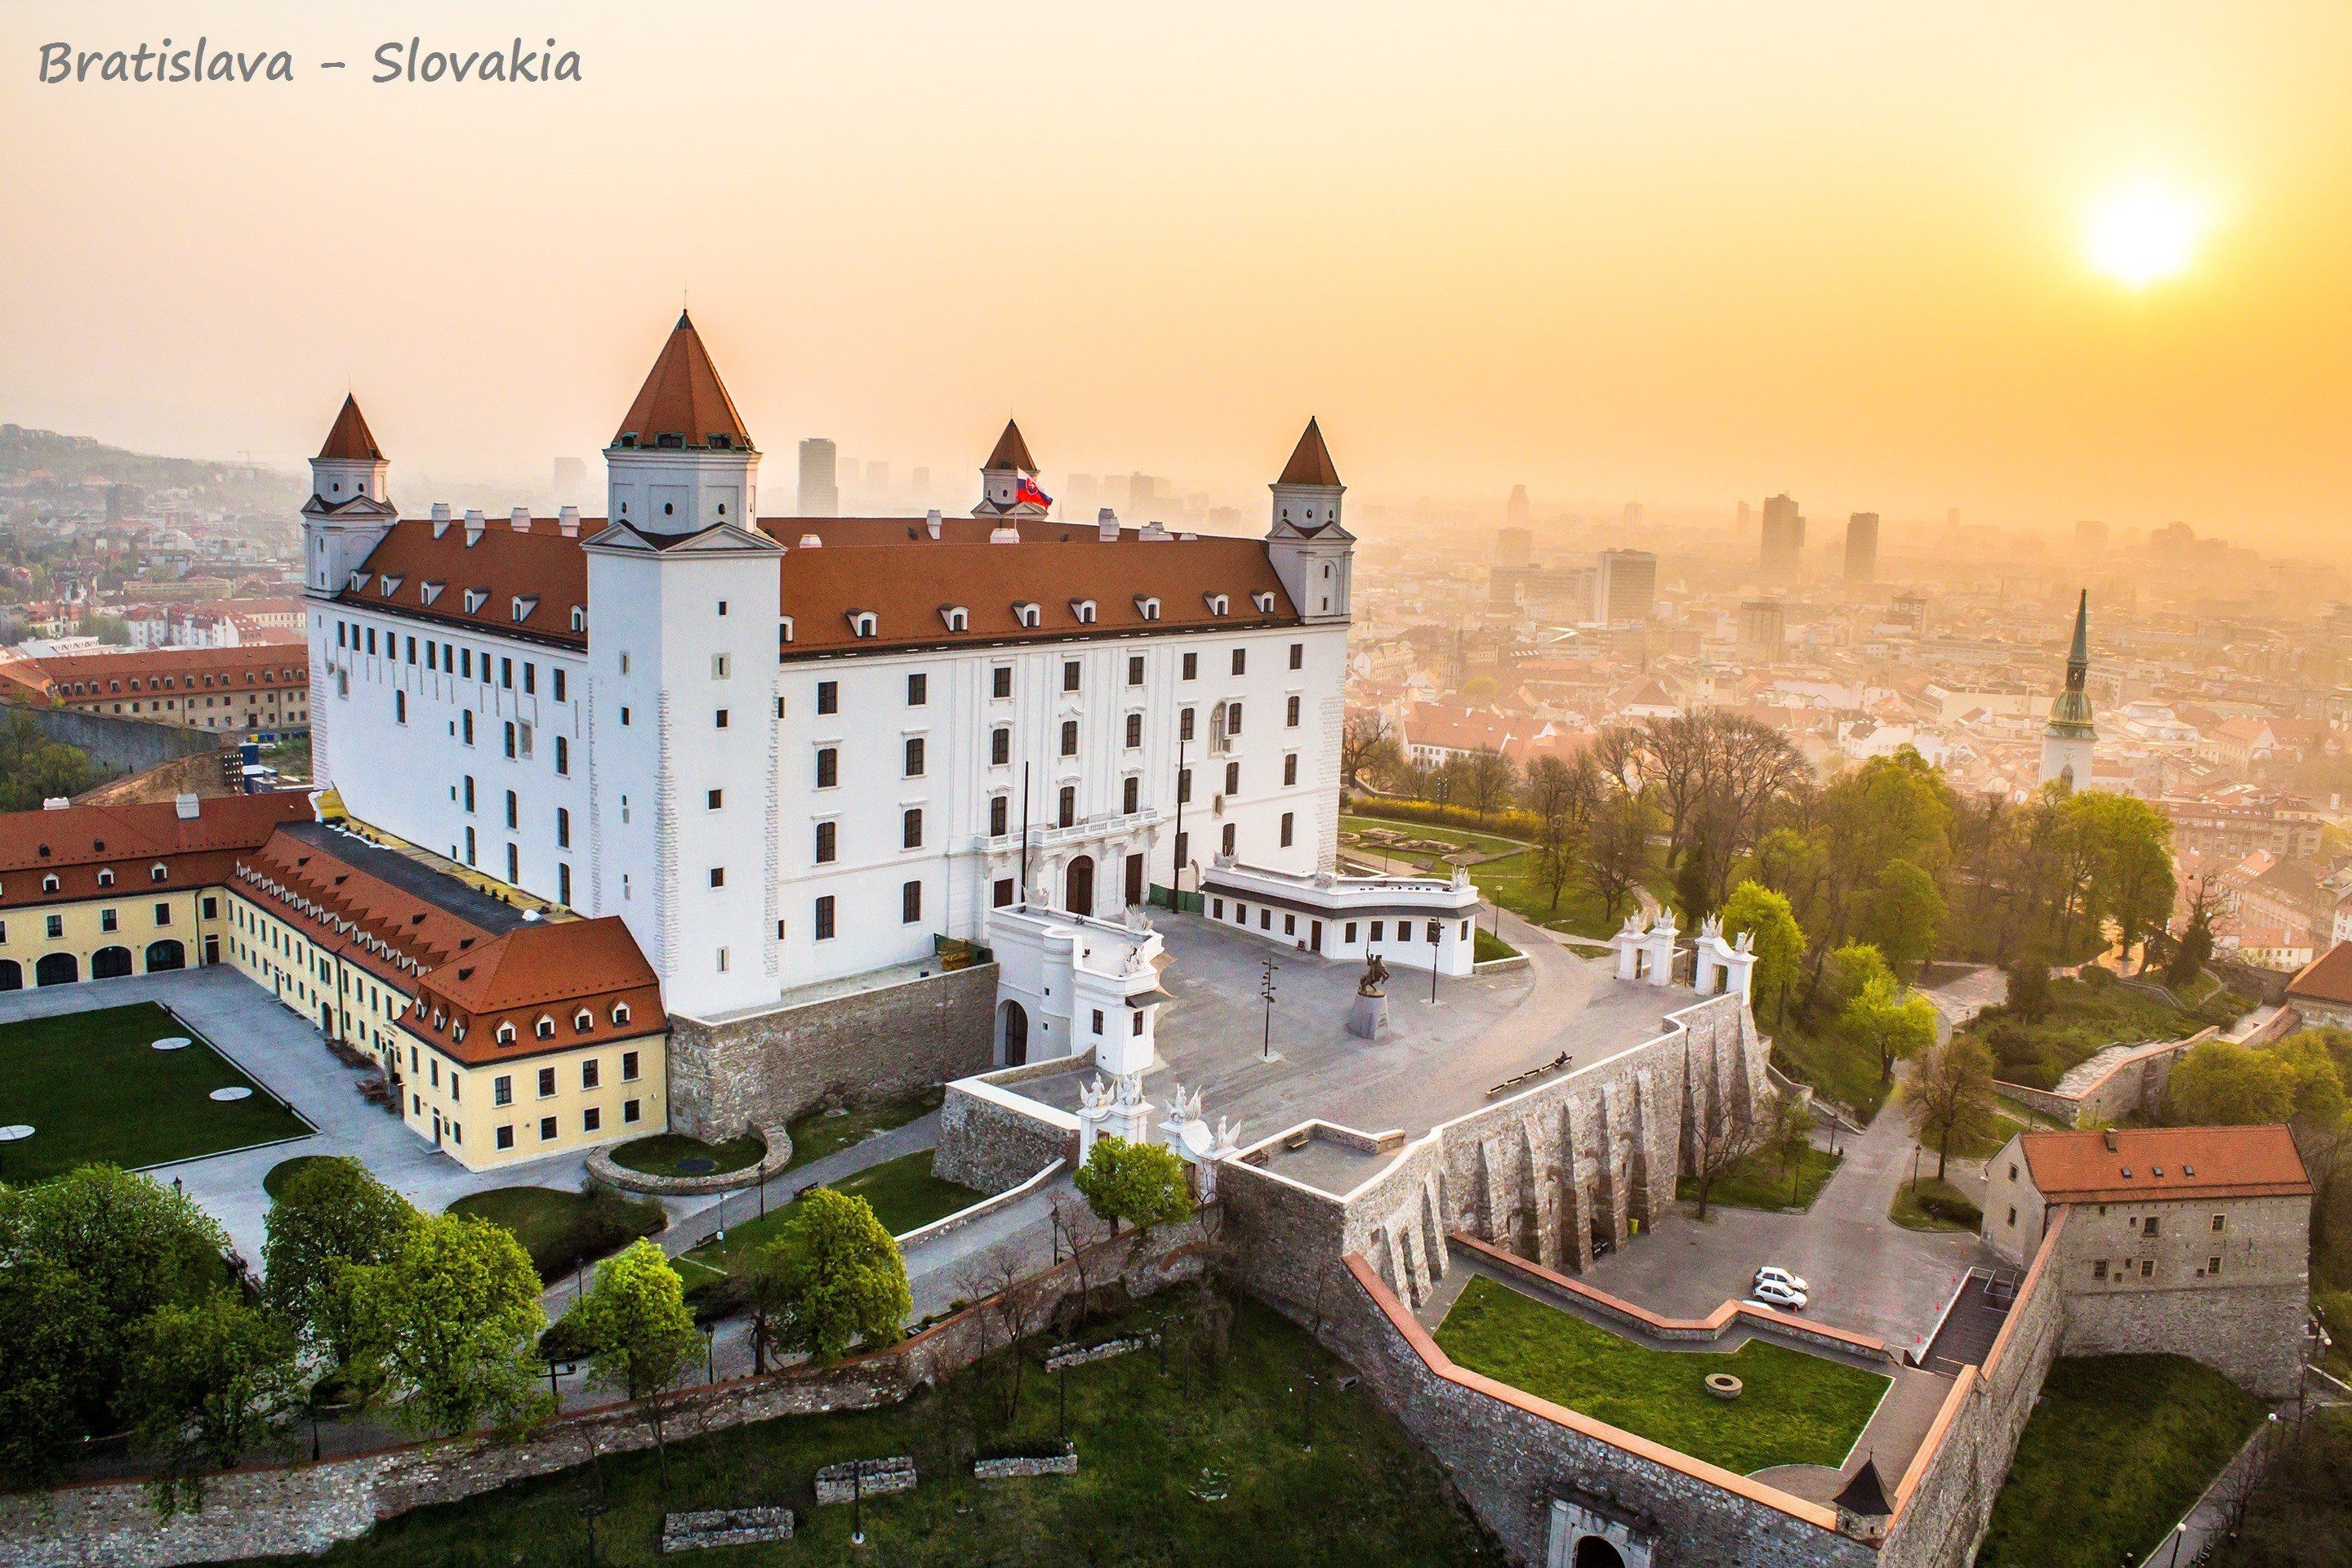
[1918,1189,1983,1226]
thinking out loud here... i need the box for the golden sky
[3,2,2350,545]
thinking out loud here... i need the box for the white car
[1748,1278,1809,1312]
[1753,1266,1810,1295]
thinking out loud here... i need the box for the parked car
[1748,1277,1808,1311]
[1753,1265,1810,1294]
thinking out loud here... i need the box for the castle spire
[611,312,755,453]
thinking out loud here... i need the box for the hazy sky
[4,2,2350,545]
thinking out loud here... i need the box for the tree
[0,1251,107,1487]
[1899,1039,1999,1180]
[1686,1106,1763,1220]
[2168,877,2216,990]
[1340,712,1402,790]
[263,1157,420,1367]
[1833,944,1939,1086]
[0,710,107,810]
[1461,747,1518,825]
[1586,790,1655,922]
[1720,880,1805,1025]
[777,1186,912,1362]
[2271,1032,2350,1131]
[568,1240,702,1490]
[734,1241,795,1377]
[1864,858,1945,979]
[2167,1040,2299,1126]
[1523,753,1594,914]
[2003,954,2052,1022]
[1074,1136,1194,1241]
[1766,1094,1818,1205]
[349,1212,551,1439]
[1676,819,1713,928]
[120,1293,301,1514]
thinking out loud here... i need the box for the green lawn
[1339,810,1530,862]
[447,1184,667,1287]
[234,1293,1499,1568]
[1889,1176,1981,1232]
[1944,1108,2033,1163]
[1978,1355,2265,1568]
[608,1130,767,1178]
[1678,1144,1842,1214]
[0,1000,311,1183]
[1767,1019,1891,1124]
[1961,973,2246,1090]
[263,1153,344,1200]
[1432,1276,1889,1476]
[684,1150,982,1274]
[785,1085,946,1172]
[1339,812,1650,942]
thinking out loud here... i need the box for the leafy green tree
[1676,820,1713,928]
[1522,753,1593,914]
[349,1213,551,1439]
[777,1187,912,1362]
[1585,790,1656,922]
[1074,1135,1194,1240]
[2003,955,2053,1021]
[1833,944,1939,1086]
[1864,858,1945,978]
[0,710,106,810]
[1766,1094,1817,1204]
[2271,1033,2350,1132]
[1720,880,1805,1024]
[263,1157,419,1368]
[568,1240,701,1489]
[2166,1040,2297,1126]
[1899,1039,1999,1180]
[0,1252,107,1486]
[120,1294,301,1514]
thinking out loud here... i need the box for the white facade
[1198,858,1482,976]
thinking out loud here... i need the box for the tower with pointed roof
[2040,590,2097,790]
[973,419,1046,519]
[302,394,399,600]
[1266,418,1353,625]
[604,311,760,537]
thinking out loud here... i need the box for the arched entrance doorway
[91,946,133,979]
[1065,855,1094,918]
[34,952,78,987]
[1000,1000,1028,1067]
[0,960,20,991]
[145,939,186,973]
[1574,1539,1626,1568]
[321,1003,335,1039]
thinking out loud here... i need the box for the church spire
[2066,587,2089,677]
[2040,589,2096,789]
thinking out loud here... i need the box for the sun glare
[2083,180,2210,288]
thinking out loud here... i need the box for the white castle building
[305,313,1360,1036]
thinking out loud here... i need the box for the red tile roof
[336,518,589,648]
[612,311,754,452]
[984,419,1037,473]
[2287,941,2352,1005]
[316,394,383,462]
[2020,1125,2310,1204]
[1276,418,1343,487]
[412,917,666,1062]
[24,644,310,698]
[0,791,315,912]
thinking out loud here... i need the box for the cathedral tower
[2040,590,2096,790]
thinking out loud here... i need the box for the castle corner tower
[1266,418,1352,624]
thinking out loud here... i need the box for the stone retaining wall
[0,1223,1203,1568]
[935,1076,1076,1195]
[666,964,998,1139]
[973,1452,1078,1480]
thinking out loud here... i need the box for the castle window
[1134,596,1160,621]
[1013,602,1041,629]
[1070,599,1098,624]
[536,1016,555,1039]
[1203,594,1228,617]
[940,605,969,632]
[846,610,878,639]
[1063,660,1080,693]
[571,606,586,633]
[612,1002,632,1026]
[1290,642,1303,670]
[496,1022,517,1045]
[96,869,113,887]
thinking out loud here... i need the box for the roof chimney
[799,532,822,549]
[41,797,68,811]
[430,501,452,522]
[924,509,942,541]
[463,509,485,546]
[174,793,199,820]
[1141,519,1172,541]
[1097,507,1120,542]
[510,506,532,532]
[558,506,580,537]
[989,524,1020,545]
[2103,1129,2119,1152]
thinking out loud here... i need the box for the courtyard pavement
[1020,906,1688,1160]
[0,966,593,1264]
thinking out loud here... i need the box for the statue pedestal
[1346,991,1389,1040]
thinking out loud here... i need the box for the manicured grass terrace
[1432,1276,1888,1477]
[0,1000,310,1183]
[609,1130,766,1178]
[783,1085,944,1172]
[231,1294,1499,1568]
[1677,1143,1842,1213]
[1978,1354,2264,1568]
[447,1183,667,1287]
[683,1150,982,1275]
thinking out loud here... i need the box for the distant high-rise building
[1760,494,1805,581]
[1737,599,1786,659]
[552,457,589,507]
[1506,484,1530,528]
[1844,512,1879,583]
[1063,473,1098,526]
[1496,527,1533,568]
[1737,499,1752,535]
[1890,591,1928,634]
[2075,519,2108,550]
[1597,549,1657,625]
[1621,501,1644,530]
[105,483,140,523]
[865,460,889,492]
[1129,473,1161,517]
[797,439,838,516]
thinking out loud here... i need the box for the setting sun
[2083,179,2212,288]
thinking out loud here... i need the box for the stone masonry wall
[666,962,998,1139]
[1877,1214,2068,1568]
[934,1079,1077,1195]
[0,1223,1201,1568]
[2060,1282,2308,1399]
[1320,1254,1875,1568]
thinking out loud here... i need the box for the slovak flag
[1015,475,1053,509]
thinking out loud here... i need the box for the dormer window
[40,874,58,893]
[573,1008,593,1032]
[656,433,685,449]
[535,1015,555,1039]
[1251,590,1276,613]
[1070,599,1098,625]
[420,581,445,607]
[495,1021,517,1045]
[1204,593,1230,617]
[1134,595,1161,621]
[349,571,370,592]
[612,1002,632,1027]
[619,433,639,449]
[571,606,586,634]
[1013,601,1041,629]
[379,576,403,597]
[96,868,114,887]
[452,1023,467,1043]
[940,606,969,632]
[511,595,539,623]
[708,433,732,450]
[845,610,879,639]
[462,588,490,615]
[149,864,168,883]
[779,617,795,647]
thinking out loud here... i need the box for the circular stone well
[1704,1373,1743,1401]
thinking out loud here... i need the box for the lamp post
[851,1465,865,1547]
[2163,1520,2187,1568]
[703,1321,716,1385]
[1258,953,1279,1061]
[1430,922,1441,1003]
